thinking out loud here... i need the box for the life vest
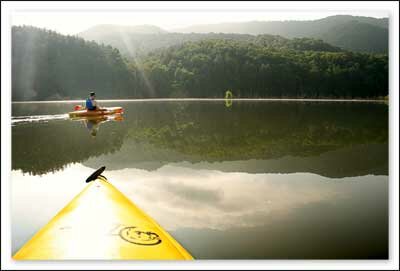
[86,98,95,110]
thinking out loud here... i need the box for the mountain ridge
[173,15,388,33]
[78,15,388,53]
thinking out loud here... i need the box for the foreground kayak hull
[13,178,193,260]
[68,107,123,118]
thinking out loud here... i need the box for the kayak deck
[13,178,193,260]
[68,107,123,118]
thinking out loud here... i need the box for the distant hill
[320,21,388,54]
[78,27,342,58]
[176,15,388,34]
[175,15,388,53]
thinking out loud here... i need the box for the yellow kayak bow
[13,168,193,260]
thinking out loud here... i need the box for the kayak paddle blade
[86,166,106,183]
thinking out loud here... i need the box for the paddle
[85,166,107,183]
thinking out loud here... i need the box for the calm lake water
[11,100,388,259]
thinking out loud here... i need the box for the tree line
[12,26,388,100]
[132,39,388,98]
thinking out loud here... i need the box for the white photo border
[1,1,399,270]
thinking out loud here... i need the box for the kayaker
[86,91,100,111]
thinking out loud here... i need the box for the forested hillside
[175,15,388,53]
[78,16,388,55]
[78,29,342,58]
[130,40,388,98]
[320,21,388,54]
[12,26,388,100]
[12,26,135,100]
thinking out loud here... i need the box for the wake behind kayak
[11,114,69,126]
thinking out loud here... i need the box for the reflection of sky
[12,162,388,255]
[106,165,385,231]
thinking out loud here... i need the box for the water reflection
[71,114,124,137]
[12,101,388,178]
[12,163,388,258]
[11,101,388,259]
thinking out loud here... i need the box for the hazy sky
[11,10,389,35]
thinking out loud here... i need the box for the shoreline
[12,98,388,104]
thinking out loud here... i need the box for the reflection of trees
[12,120,126,175]
[12,102,388,177]
[127,102,388,160]
[85,102,388,177]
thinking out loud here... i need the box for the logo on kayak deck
[119,226,162,246]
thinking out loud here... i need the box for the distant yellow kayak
[13,171,193,260]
